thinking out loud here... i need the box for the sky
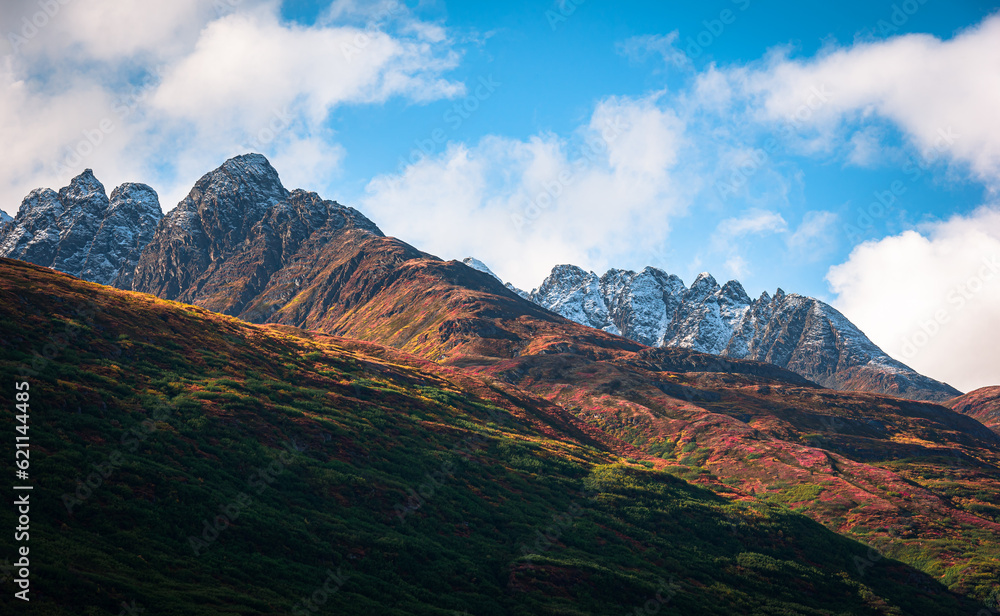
[1,0,999,391]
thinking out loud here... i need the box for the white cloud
[616,32,689,69]
[787,210,838,255]
[724,255,749,278]
[0,1,461,216]
[360,93,689,290]
[716,209,788,239]
[845,126,887,167]
[728,13,1000,186]
[827,206,1000,392]
[2,0,218,62]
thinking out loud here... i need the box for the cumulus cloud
[361,93,689,290]
[827,207,1000,391]
[726,13,1000,186]
[0,0,460,215]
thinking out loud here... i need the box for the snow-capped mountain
[0,209,12,224]
[461,257,500,280]
[462,257,532,299]
[0,170,162,286]
[1,154,961,403]
[513,263,961,401]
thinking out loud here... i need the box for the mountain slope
[946,386,1000,434]
[4,154,959,403]
[523,264,961,401]
[0,170,161,285]
[3,257,984,615]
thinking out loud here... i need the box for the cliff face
[0,170,161,286]
[523,264,961,401]
[2,153,962,402]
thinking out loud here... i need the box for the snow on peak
[522,261,957,399]
[690,272,718,289]
[462,257,501,281]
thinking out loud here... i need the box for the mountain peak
[62,168,107,203]
[719,279,751,304]
[108,183,160,214]
[462,257,501,281]
[691,272,718,289]
[184,152,288,214]
[526,262,959,401]
[220,152,280,181]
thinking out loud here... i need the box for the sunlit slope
[0,257,981,615]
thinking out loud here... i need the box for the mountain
[946,386,1000,434]
[0,170,162,286]
[5,154,1000,612]
[4,256,988,615]
[463,256,530,299]
[520,264,961,401]
[130,153,384,318]
[3,155,957,403]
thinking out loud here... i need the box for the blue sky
[2,0,998,389]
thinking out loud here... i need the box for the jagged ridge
[517,264,961,401]
[0,170,161,286]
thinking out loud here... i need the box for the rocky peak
[61,169,106,201]
[131,154,293,299]
[719,280,752,305]
[522,262,960,401]
[89,183,163,287]
[108,183,161,215]
[128,154,390,318]
[215,153,289,204]
[0,170,162,286]
[462,257,501,281]
[530,265,618,335]
[686,272,720,300]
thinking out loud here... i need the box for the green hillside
[0,259,977,615]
